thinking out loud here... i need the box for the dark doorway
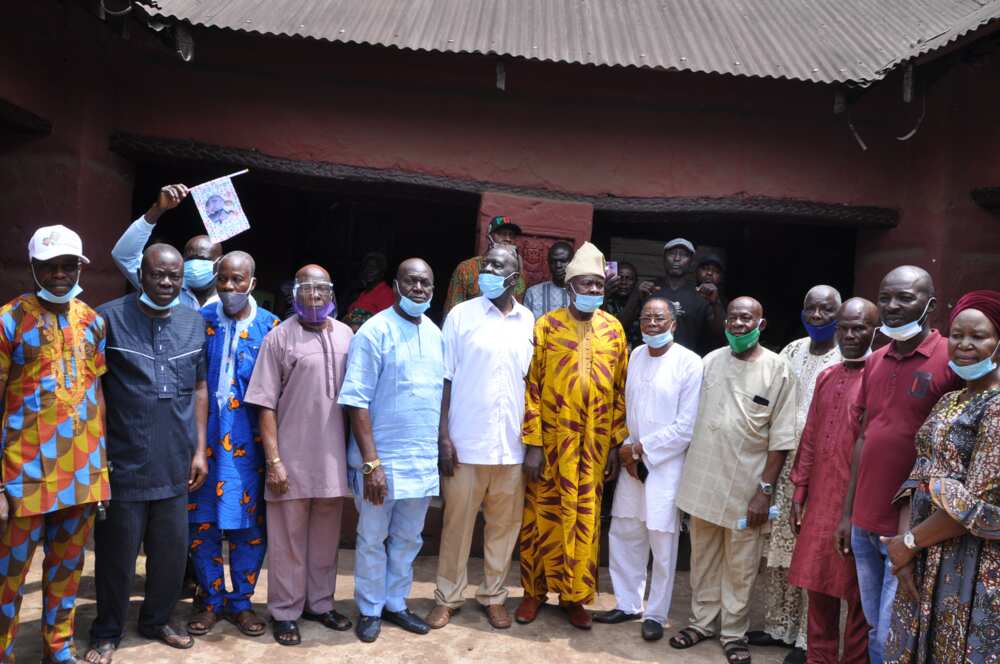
[592,213,857,352]
[128,162,480,324]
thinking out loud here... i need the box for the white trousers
[608,516,680,625]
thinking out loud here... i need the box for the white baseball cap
[663,238,695,254]
[28,225,90,264]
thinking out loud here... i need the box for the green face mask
[725,324,761,353]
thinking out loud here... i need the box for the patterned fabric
[443,257,527,314]
[0,295,109,517]
[188,304,279,530]
[602,295,642,348]
[519,308,628,603]
[0,503,95,662]
[884,389,1000,664]
[343,281,395,329]
[523,281,570,320]
[188,522,266,614]
[769,337,841,568]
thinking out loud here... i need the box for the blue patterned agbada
[188,299,279,614]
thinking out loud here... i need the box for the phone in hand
[636,460,649,483]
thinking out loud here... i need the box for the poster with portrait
[190,172,250,243]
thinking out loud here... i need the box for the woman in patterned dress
[881,290,1000,664]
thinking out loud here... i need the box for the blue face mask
[570,284,604,313]
[184,259,216,290]
[478,272,513,300]
[880,299,932,342]
[36,282,82,305]
[802,311,837,342]
[394,280,431,317]
[948,342,1000,381]
[642,330,674,349]
[139,291,181,311]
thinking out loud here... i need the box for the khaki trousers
[434,463,525,608]
[688,516,766,644]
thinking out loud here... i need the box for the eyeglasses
[295,282,334,296]
[639,316,670,324]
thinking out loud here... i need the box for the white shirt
[443,296,535,464]
[611,342,703,532]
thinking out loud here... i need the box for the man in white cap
[515,241,629,630]
[623,238,723,355]
[0,226,110,662]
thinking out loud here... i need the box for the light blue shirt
[111,217,211,311]
[338,307,444,500]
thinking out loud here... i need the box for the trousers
[188,522,266,614]
[607,517,680,625]
[806,589,869,664]
[266,498,344,621]
[89,495,188,644]
[434,464,524,608]
[354,495,431,617]
[851,526,898,663]
[0,504,94,663]
[687,516,765,644]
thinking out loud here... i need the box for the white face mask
[880,299,932,342]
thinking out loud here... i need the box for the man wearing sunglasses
[0,226,109,662]
[111,183,222,309]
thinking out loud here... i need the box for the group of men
[0,181,954,664]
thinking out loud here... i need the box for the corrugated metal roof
[139,0,1000,85]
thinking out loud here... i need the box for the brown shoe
[564,602,592,630]
[425,605,458,629]
[483,603,512,629]
[515,596,543,624]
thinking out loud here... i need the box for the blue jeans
[851,526,898,663]
[353,495,432,617]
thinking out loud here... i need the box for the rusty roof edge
[130,1,1000,88]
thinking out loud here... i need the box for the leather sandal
[225,609,267,636]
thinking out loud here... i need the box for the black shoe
[381,608,430,635]
[784,647,807,664]
[593,608,642,624]
[746,630,793,648]
[356,616,381,643]
[641,619,664,642]
[302,609,352,631]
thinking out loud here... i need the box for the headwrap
[564,241,606,282]
[949,290,1000,334]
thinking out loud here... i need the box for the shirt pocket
[170,348,201,395]
[733,388,773,437]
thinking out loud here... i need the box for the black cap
[697,253,724,270]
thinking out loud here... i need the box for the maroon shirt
[790,363,864,598]
[850,330,962,536]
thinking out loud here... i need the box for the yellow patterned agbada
[519,307,628,603]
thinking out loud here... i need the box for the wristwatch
[362,458,382,475]
[903,530,921,551]
[758,481,774,496]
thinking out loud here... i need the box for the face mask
[293,299,335,324]
[725,323,762,354]
[643,330,674,349]
[219,287,252,317]
[478,272,511,300]
[31,264,83,304]
[948,341,1000,381]
[139,291,180,311]
[880,299,932,341]
[394,280,431,317]
[801,311,837,343]
[184,259,216,290]
[570,284,603,313]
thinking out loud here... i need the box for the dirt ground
[12,550,790,663]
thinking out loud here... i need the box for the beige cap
[564,241,605,282]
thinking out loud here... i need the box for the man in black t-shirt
[620,238,724,356]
